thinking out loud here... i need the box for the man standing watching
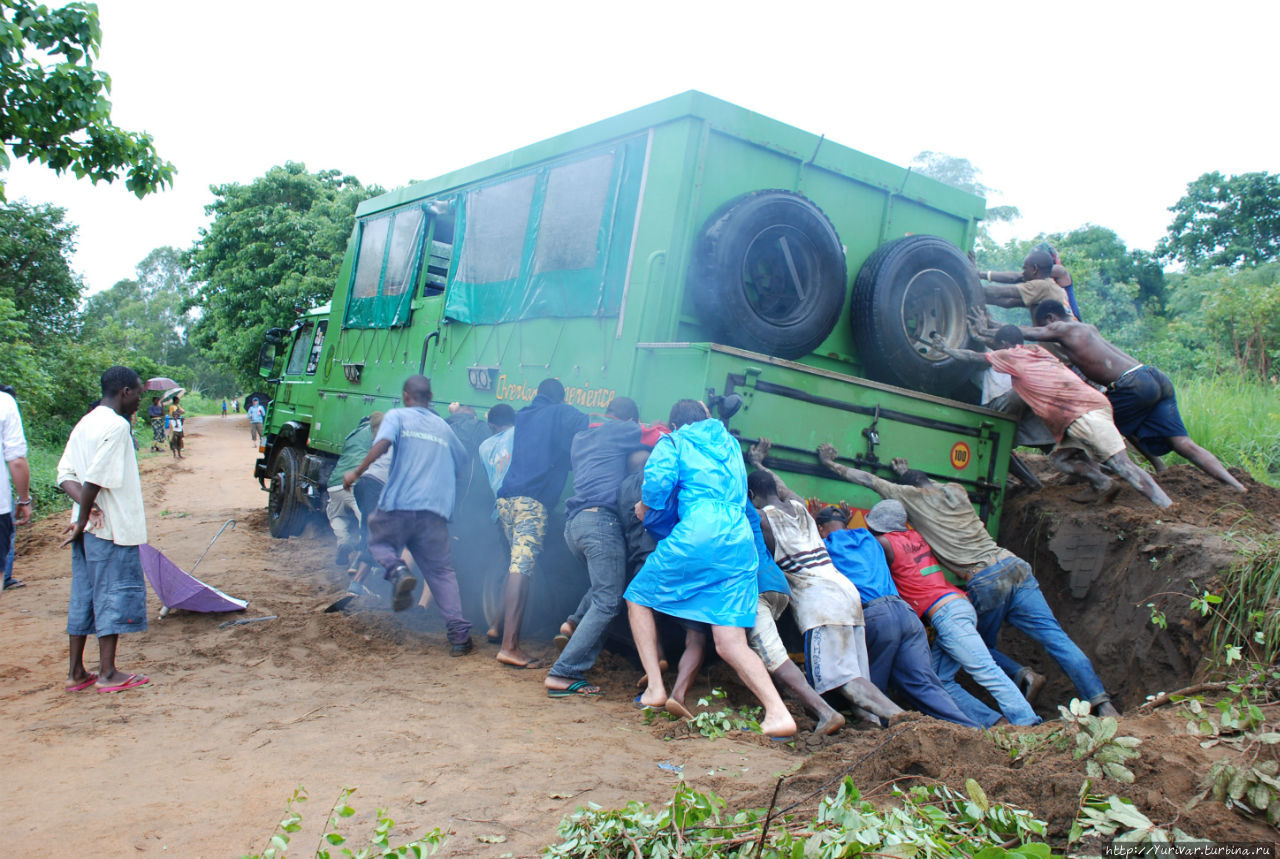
[343,376,473,656]
[1,384,31,591]
[494,379,588,669]
[544,397,642,697]
[247,397,266,447]
[57,366,150,693]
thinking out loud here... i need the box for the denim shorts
[67,533,148,637]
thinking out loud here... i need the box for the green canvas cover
[443,136,646,326]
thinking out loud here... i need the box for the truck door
[415,199,457,375]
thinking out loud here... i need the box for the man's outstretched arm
[817,443,877,488]
[746,438,803,505]
[983,284,1026,309]
[930,334,989,365]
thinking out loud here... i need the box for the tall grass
[1169,375,1280,487]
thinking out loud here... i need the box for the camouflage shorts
[496,496,547,578]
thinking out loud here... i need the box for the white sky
[6,0,1279,295]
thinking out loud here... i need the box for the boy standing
[58,366,150,693]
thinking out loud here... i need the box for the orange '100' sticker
[950,442,971,470]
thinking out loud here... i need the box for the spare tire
[850,235,982,395]
[690,190,847,359]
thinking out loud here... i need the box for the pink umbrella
[140,520,247,616]
[145,377,179,391]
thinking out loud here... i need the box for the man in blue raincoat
[624,398,796,740]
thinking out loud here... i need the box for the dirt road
[3,415,1275,854]
[2,415,801,856]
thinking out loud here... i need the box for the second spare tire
[850,235,982,396]
[689,190,847,359]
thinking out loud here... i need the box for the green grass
[1168,375,1280,487]
[23,414,167,520]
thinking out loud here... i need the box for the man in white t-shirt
[57,367,151,694]
[0,385,32,591]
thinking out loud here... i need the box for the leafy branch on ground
[241,786,446,859]
[1070,783,1196,846]
[643,687,763,740]
[1057,699,1142,784]
[545,776,1048,858]
[1142,570,1280,829]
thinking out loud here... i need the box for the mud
[2,418,1277,855]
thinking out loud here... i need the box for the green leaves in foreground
[546,777,1048,858]
[241,785,446,859]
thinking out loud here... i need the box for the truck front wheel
[267,446,307,538]
[850,235,982,396]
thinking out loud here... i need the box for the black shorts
[1106,366,1188,457]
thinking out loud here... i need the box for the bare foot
[636,687,666,709]
[635,659,670,688]
[814,710,845,736]
[761,712,798,739]
[496,650,543,669]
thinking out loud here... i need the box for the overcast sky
[6,0,1278,295]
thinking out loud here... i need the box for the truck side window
[382,209,425,296]
[533,152,614,274]
[454,175,535,285]
[352,217,390,298]
[305,320,327,375]
[423,201,456,297]
[285,323,314,375]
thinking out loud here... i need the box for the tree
[187,163,379,388]
[911,151,1020,223]
[0,0,174,198]
[0,199,82,340]
[1157,171,1280,269]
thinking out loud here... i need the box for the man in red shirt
[867,500,1039,727]
[932,326,1170,508]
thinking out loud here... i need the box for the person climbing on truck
[930,325,1172,508]
[980,248,1075,323]
[495,379,588,670]
[1015,301,1245,493]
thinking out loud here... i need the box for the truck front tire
[850,235,982,395]
[690,190,847,360]
[267,446,307,538]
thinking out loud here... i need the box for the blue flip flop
[547,680,602,698]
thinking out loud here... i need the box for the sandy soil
[2,416,1277,855]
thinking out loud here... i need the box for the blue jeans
[968,557,1109,707]
[2,511,13,586]
[550,509,626,681]
[930,597,1041,726]
[863,596,979,728]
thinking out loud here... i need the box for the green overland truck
[254,90,1015,546]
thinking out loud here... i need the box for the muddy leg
[1049,448,1112,492]
[1104,452,1172,508]
[1169,436,1246,492]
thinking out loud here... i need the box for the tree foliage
[0,198,81,340]
[912,150,1020,223]
[1157,171,1280,269]
[0,0,174,198]
[187,163,379,389]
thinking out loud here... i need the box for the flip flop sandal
[663,699,694,720]
[65,673,98,692]
[547,680,603,698]
[497,657,544,670]
[97,673,150,693]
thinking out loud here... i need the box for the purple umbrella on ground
[140,520,247,616]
